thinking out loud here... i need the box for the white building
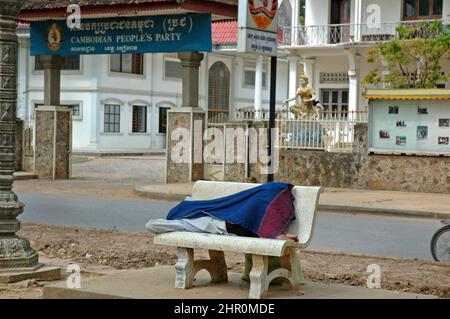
[16,0,450,154]
[16,21,289,154]
[281,0,450,115]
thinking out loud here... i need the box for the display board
[369,99,450,155]
[30,13,212,56]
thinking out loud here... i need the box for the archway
[208,61,230,123]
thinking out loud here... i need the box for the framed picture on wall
[418,107,428,115]
[379,130,390,139]
[438,137,449,145]
[439,119,450,127]
[388,106,399,114]
[417,126,428,140]
[396,136,407,145]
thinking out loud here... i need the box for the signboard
[30,13,212,56]
[369,100,450,155]
[238,0,279,56]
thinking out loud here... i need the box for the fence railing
[234,109,368,152]
[235,109,368,122]
[208,109,230,124]
[280,19,450,47]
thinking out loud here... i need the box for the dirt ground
[0,222,447,299]
[2,157,449,299]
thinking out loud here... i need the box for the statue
[284,73,324,120]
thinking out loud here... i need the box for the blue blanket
[167,182,296,239]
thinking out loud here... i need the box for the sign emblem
[249,0,278,30]
[46,23,64,52]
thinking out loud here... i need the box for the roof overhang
[18,0,237,22]
[364,89,450,101]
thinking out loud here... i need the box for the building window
[159,107,169,134]
[132,105,147,133]
[35,55,80,71]
[320,89,349,114]
[111,54,143,75]
[164,58,182,79]
[244,68,267,88]
[404,0,443,19]
[104,104,121,133]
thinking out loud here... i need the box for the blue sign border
[30,13,212,56]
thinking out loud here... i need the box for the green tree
[364,21,450,89]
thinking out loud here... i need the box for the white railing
[208,109,230,124]
[280,19,450,47]
[235,109,368,152]
[235,109,368,122]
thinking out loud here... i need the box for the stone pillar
[34,55,72,179]
[254,55,264,120]
[41,55,62,106]
[0,0,40,271]
[34,106,71,179]
[166,52,205,183]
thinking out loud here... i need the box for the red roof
[212,20,237,45]
[19,0,237,21]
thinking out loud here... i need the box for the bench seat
[153,181,322,299]
[155,232,299,257]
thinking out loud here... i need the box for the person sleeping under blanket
[145,182,298,242]
[146,182,300,283]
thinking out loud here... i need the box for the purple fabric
[257,188,295,239]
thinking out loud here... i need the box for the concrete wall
[361,0,402,24]
[225,123,450,194]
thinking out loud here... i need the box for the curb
[134,188,189,202]
[134,188,450,220]
[319,205,450,220]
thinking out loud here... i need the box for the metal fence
[234,109,368,153]
[280,19,450,47]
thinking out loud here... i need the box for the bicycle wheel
[431,225,450,262]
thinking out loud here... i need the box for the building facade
[16,22,289,153]
[282,0,450,115]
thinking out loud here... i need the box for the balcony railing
[280,19,450,47]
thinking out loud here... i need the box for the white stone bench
[154,181,322,299]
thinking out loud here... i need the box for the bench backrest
[191,181,323,248]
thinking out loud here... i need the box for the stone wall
[225,123,450,194]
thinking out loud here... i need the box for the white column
[346,51,360,120]
[354,0,362,42]
[290,0,300,46]
[302,58,316,88]
[287,55,300,108]
[230,56,238,120]
[254,55,264,120]
[89,55,101,148]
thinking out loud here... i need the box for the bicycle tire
[431,225,450,262]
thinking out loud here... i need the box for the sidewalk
[43,266,437,299]
[135,183,450,219]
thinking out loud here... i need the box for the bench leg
[281,248,301,290]
[249,255,269,299]
[175,247,195,289]
[207,250,228,283]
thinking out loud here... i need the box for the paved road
[17,192,442,261]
